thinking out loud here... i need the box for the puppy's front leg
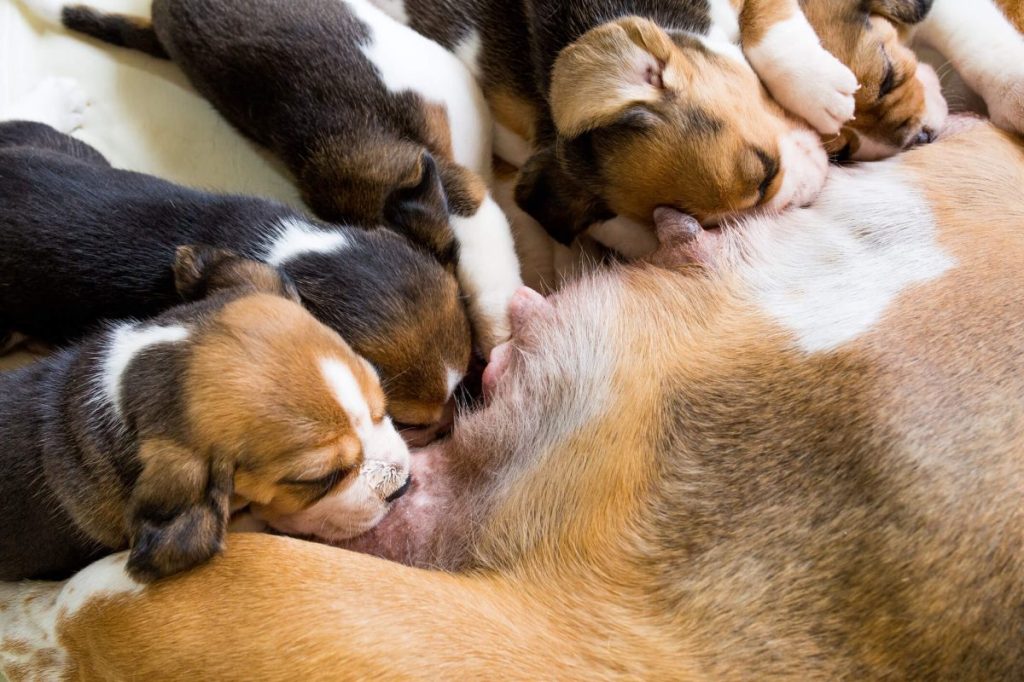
[741,0,858,135]
[916,0,1024,135]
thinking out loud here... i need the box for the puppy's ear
[514,145,612,246]
[550,16,673,138]
[867,0,934,24]
[383,152,457,263]
[174,245,301,303]
[126,439,233,582]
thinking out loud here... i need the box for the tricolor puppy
[0,248,411,583]
[804,0,1024,160]
[0,87,471,432]
[370,0,851,244]
[31,0,523,354]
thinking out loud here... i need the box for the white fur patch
[0,554,141,680]
[744,13,858,135]
[446,367,463,399]
[1,76,88,132]
[588,216,659,259]
[454,30,483,79]
[321,357,374,441]
[449,195,524,353]
[743,163,956,352]
[261,217,349,266]
[368,0,408,25]
[101,323,189,416]
[346,0,493,176]
[493,122,532,168]
[706,0,740,44]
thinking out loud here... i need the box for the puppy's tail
[60,5,169,59]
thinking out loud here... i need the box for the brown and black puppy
[0,97,471,433]
[804,0,1024,160]
[0,248,411,583]
[369,0,856,247]
[28,0,523,354]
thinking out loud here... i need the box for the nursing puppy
[370,0,848,245]
[0,93,470,431]
[0,247,411,584]
[32,0,523,354]
[4,118,1022,679]
[804,0,1024,160]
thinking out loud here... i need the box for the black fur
[63,0,485,266]
[0,121,468,409]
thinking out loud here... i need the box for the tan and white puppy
[3,117,1023,679]
[805,0,1024,160]
[0,248,410,584]
[372,0,848,249]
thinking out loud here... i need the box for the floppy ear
[126,439,233,582]
[383,152,457,263]
[549,16,672,137]
[867,0,934,24]
[514,145,612,246]
[174,245,301,303]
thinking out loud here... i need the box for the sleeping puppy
[367,0,851,245]
[0,98,471,432]
[0,247,411,583]
[804,0,1024,160]
[29,0,524,354]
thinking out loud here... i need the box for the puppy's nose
[385,476,412,503]
[914,128,936,146]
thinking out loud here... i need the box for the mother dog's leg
[916,0,1024,134]
[1,535,656,680]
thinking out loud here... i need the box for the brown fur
[14,122,1022,679]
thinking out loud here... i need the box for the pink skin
[650,207,723,269]
[337,286,554,564]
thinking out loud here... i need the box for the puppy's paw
[4,77,89,132]
[765,52,858,136]
[984,76,1024,136]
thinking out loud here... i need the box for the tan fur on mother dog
[3,120,1023,679]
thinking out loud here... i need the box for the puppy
[0,87,471,431]
[31,0,524,354]
[0,247,411,583]
[369,0,851,245]
[805,0,1024,160]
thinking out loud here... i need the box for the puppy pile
[2,0,1021,590]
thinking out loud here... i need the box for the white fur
[915,0,1024,135]
[347,0,492,176]
[767,126,830,212]
[493,122,532,168]
[1,76,88,132]
[368,0,408,26]
[454,30,483,79]
[706,0,740,44]
[446,367,463,399]
[450,196,524,352]
[588,216,659,259]
[745,14,859,135]
[101,323,189,416]
[742,163,956,353]
[1,554,142,680]
[261,217,349,266]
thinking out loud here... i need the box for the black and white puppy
[0,83,470,430]
[31,0,524,354]
[0,247,413,583]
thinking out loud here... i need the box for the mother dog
[2,118,1023,679]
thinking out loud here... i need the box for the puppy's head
[126,250,410,581]
[519,16,827,243]
[303,132,457,263]
[805,0,947,160]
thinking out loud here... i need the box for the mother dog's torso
[2,121,1022,680]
